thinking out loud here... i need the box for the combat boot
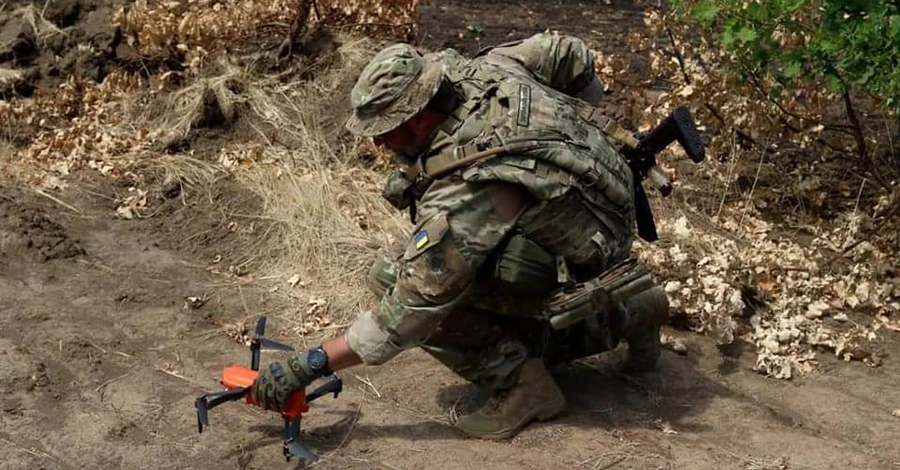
[620,286,669,373]
[454,358,565,440]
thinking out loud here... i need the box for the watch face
[308,349,327,370]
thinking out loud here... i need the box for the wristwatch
[306,347,332,376]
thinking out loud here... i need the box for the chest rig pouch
[486,231,558,293]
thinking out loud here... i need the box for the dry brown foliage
[0,71,147,188]
[589,5,900,378]
[113,0,418,60]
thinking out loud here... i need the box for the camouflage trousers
[367,244,627,391]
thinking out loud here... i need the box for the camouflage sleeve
[344,179,529,365]
[486,32,597,96]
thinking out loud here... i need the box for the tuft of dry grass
[16,5,65,43]
[143,34,406,334]
[138,63,244,140]
[0,68,22,83]
[239,146,405,333]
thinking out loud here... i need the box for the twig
[32,188,82,213]
[96,371,134,395]
[353,374,381,398]
[0,437,53,461]
[155,367,192,383]
[84,339,107,354]
[715,133,738,220]
[664,25,691,85]
[734,265,808,272]
[596,455,629,470]
[76,259,114,273]
[334,403,362,451]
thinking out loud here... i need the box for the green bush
[674,0,900,110]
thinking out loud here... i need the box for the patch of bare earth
[2,178,900,470]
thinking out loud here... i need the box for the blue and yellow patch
[414,230,429,250]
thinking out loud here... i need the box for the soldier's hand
[250,351,317,411]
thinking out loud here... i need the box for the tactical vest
[419,49,636,290]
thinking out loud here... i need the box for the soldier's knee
[625,285,669,328]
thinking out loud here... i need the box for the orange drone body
[221,365,309,418]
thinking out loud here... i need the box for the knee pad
[624,285,669,329]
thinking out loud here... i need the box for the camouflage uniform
[345,33,664,392]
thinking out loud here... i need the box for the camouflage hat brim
[345,53,444,137]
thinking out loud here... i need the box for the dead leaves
[116,0,419,60]
[283,297,336,336]
[653,419,678,435]
[183,295,209,310]
[660,333,688,355]
[636,201,896,379]
[115,187,148,220]
[6,73,149,190]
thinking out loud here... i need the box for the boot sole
[456,399,566,441]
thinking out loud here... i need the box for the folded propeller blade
[254,316,267,338]
[258,338,294,351]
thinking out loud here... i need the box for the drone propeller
[249,316,294,371]
[255,316,267,338]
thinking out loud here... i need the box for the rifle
[621,106,706,241]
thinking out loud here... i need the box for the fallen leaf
[661,333,688,355]
[183,295,208,309]
[805,300,829,319]
[672,216,691,238]
[756,272,778,295]
[677,84,694,97]
[306,297,328,315]
[115,205,136,219]
[660,421,678,435]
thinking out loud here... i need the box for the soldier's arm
[341,179,530,365]
[485,32,603,104]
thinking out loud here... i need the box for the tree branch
[842,90,892,190]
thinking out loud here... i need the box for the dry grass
[137,64,244,140]
[16,5,65,43]
[141,34,406,333]
[0,68,22,83]
[238,156,405,322]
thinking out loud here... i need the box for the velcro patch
[414,230,429,249]
[517,83,531,127]
[405,213,450,261]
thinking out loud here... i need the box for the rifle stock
[622,105,706,242]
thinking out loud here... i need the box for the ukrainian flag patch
[414,230,429,250]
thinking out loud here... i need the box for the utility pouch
[491,233,558,292]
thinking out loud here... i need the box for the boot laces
[483,389,510,413]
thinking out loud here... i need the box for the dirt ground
[2,1,900,470]
[3,179,900,470]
